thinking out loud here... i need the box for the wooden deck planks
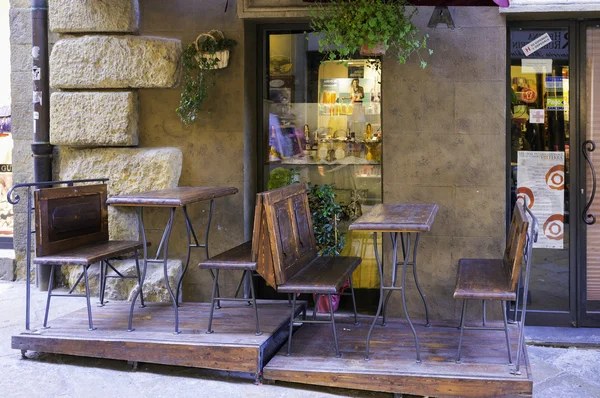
[263,317,533,397]
[12,300,305,376]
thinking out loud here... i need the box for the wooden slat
[106,186,238,207]
[34,240,143,265]
[198,241,256,270]
[264,317,532,397]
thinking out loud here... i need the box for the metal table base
[365,231,430,362]
[128,200,215,334]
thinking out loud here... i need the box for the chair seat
[33,240,143,266]
[454,258,516,301]
[278,256,362,294]
[198,241,257,270]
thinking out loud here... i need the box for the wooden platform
[12,300,305,380]
[264,317,533,397]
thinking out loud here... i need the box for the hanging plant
[309,0,431,68]
[176,30,237,124]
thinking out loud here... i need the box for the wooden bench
[33,184,144,331]
[454,198,537,370]
[199,184,362,357]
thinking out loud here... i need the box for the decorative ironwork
[582,140,597,225]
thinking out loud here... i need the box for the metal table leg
[364,231,429,362]
[365,232,397,360]
[128,207,149,331]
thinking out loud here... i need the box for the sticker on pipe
[522,33,552,57]
[32,66,41,81]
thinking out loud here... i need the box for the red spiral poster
[517,151,565,249]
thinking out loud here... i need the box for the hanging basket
[359,42,386,57]
[195,30,230,69]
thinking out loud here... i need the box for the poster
[517,151,565,249]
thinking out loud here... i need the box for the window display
[262,32,382,288]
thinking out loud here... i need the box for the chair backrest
[503,199,530,291]
[35,184,108,257]
[251,183,317,287]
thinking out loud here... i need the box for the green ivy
[309,0,430,68]
[176,37,237,124]
[308,184,345,257]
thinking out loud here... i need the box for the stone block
[56,146,182,240]
[50,91,139,147]
[8,103,31,141]
[10,72,31,104]
[455,186,505,238]
[50,35,182,89]
[455,82,505,134]
[9,8,31,45]
[0,253,16,281]
[49,0,139,33]
[10,43,31,72]
[62,259,182,303]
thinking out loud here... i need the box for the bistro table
[349,203,438,362]
[107,186,238,334]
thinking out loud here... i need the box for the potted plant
[176,30,237,124]
[309,0,431,68]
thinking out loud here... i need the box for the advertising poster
[517,151,565,249]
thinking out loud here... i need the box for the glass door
[508,23,576,326]
[579,24,600,326]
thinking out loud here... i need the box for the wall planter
[309,0,431,68]
[176,30,237,124]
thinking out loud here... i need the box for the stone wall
[381,7,507,319]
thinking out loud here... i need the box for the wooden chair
[454,198,537,370]
[34,184,144,331]
[198,184,361,357]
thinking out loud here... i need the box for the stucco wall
[381,7,507,319]
[138,0,245,301]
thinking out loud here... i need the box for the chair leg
[286,294,297,356]
[482,300,487,327]
[502,300,513,365]
[247,270,262,336]
[206,269,220,334]
[42,264,56,328]
[98,261,106,307]
[456,299,468,363]
[328,294,341,358]
[133,250,145,308]
[349,276,359,326]
[83,264,96,331]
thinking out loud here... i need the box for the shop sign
[517,151,565,249]
[545,76,563,90]
[511,30,568,60]
[546,96,564,110]
[529,109,544,124]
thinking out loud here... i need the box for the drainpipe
[31,0,52,290]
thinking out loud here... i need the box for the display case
[262,32,382,288]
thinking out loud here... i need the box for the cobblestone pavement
[1,281,599,397]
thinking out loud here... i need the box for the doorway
[508,21,600,327]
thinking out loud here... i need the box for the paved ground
[1,281,599,398]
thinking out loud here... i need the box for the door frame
[506,20,579,326]
[577,21,600,327]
